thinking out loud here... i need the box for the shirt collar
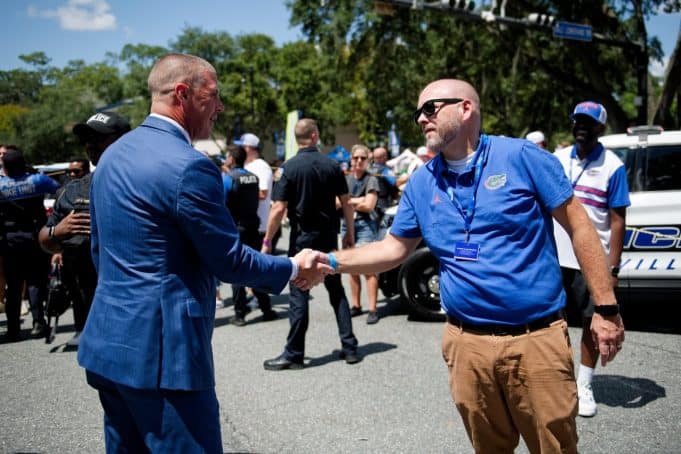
[149,113,191,144]
[570,142,604,161]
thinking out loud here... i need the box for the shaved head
[148,53,216,102]
[419,79,480,111]
[294,118,319,146]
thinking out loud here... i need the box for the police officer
[223,146,278,326]
[0,147,59,341]
[38,111,130,346]
[261,118,360,370]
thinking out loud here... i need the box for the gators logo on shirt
[484,173,507,190]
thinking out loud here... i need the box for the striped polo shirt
[553,143,631,269]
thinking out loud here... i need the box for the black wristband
[594,304,619,316]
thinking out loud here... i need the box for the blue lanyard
[445,136,487,242]
[569,144,600,188]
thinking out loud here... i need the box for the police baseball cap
[73,111,131,138]
[234,133,260,148]
[570,102,607,125]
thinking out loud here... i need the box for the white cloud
[28,0,117,31]
[650,56,670,78]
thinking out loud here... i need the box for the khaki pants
[442,319,578,454]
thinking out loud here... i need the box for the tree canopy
[0,1,678,164]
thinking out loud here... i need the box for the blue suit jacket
[77,116,292,390]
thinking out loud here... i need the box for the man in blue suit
[77,53,327,453]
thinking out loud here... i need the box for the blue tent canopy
[327,145,351,163]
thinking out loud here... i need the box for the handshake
[290,249,335,290]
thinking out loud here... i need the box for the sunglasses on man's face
[68,169,84,176]
[352,155,368,161]
[413,98,464,124]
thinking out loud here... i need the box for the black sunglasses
[352,155,368,161]
[67,169,84,176]
[413,98,464,124]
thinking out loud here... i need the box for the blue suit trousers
[86,371,222,454]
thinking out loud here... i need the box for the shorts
[341,217,378,246]
[561,267,594,318]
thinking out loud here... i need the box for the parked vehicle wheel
[398,247,445,322]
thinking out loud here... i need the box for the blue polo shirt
[391,134,573,325]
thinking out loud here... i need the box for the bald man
[318,79,624,453]
[77,53,327,453]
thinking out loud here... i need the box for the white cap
[234,133,260,148]
[416,146,428,156]
[525,130,545,145]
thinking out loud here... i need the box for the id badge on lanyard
[446,137,487,261]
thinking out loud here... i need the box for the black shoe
[263,354,304,371]
[339,351,361,365]
[232,316,247,327]
[349,306,363,317]
[262,310,279,322]
[366,311,379,325]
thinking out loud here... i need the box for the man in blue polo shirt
[321,79,625,453]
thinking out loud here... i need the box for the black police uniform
[225,166,274,319]
[272,146,358,361]
[0,182,51,338]
[45,173,97,332]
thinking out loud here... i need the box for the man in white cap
[235,133,273,249]
[525,130,547,149]
[553,101,630,417]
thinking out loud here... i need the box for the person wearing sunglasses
[319,79,624,453]
[552,102,630,418]
[343,144,381,324]
[66,157,91,180]
[38,111,131,347]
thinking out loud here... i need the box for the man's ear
[175,83,189,102]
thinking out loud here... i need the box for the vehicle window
[610,147,637,190]
[642,145,681,191]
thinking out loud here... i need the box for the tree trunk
[653,31,681,129]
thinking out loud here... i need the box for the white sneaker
[66,331,81,347]
[577,380,597,417]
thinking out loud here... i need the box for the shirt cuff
[288,257,299,281]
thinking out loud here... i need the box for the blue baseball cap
[571,101,607,125]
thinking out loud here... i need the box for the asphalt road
[1,257,680,453]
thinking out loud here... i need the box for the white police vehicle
[601,127,681,316]
[379,127,681,329]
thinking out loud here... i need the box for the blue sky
[1,0,679,76]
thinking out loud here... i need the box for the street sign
[553,21,593,42]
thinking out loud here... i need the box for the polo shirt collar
[433,133,490,176]
[570,142,604,161]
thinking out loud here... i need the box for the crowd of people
[0,51,630,453]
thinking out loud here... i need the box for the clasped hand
[290,248,334,290]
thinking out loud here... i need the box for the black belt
[446,310,564,336]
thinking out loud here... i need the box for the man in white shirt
[553,101,630,418]
[236,133,273,246]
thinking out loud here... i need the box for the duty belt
[446,310,565,336]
